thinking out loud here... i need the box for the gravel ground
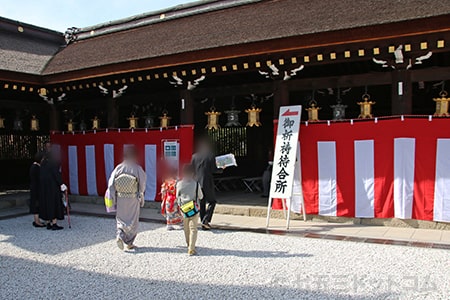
[0,215,449,300]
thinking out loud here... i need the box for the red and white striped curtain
[277,117,450,222]
[51,126,194,201]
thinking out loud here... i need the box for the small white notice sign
[269,105,302,199]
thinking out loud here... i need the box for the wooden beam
[106,98,119,128]
[286,72,393,90]
[391,70,412,114]
[411,66,450,82]
[180,90,194,124]
[0,99,44,110]
[273,81,289,118]
[0,70,42,85]
[192,82,274,98]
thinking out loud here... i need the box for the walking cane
[65,190,71,228]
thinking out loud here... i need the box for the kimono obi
[114,173,139,197]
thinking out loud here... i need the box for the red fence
[51,126,194,201]
[275,116,450,222]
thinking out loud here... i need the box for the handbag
[180,182,199,218]
[104,189,116,213]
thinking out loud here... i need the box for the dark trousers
[200,198,216,224]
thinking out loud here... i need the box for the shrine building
[1,0,450,186]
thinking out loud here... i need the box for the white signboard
[163,141,179,170]
[269,105,302,199]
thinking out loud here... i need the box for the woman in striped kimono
[106,146,146,250]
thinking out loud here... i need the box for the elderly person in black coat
[30,152,45,227]
[191,138,225,230]
[39,153,66,230]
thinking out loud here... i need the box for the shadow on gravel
[129,246,313,258]
[0,255,399,299]
[0,216,164,255]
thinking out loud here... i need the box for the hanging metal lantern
[433,91,450,116]
[306,100,321,122]
[0,116,5,129]
[13,117,23,131]
[225,97,241,127]
[128,114,139,129]
[245,105,262,127]
[79,120,87,131]
[224,109,241,127]
[159,110,171,128]
[67,119,75,132]
[357,94,376,118]
[92,116,100,129]
[144,115,154,128]
[30,115,39,131]
[330,99,348,120]
[205,106,221,130]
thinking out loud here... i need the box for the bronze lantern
[245,105,262,127]
[30,115,39,131]
[205,106,221,130]
[67,119,75,132]
[92,116,100,129]
[159,110,171,128]
[357,94,376,118]
[128,114,139,129]
[305,100,321,122]
[433,91,450,116]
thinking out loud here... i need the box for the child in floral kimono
[161,168,183,230]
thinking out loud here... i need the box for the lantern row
[1,92,448,131]
[306,91,450,122]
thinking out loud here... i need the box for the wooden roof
[0,17,63,75]
[1,0,449,85]
[42,0,450,77]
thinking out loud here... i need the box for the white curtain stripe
[317,141,337,216]
[434,139,450,222]
[104,144,115,184]
[85,145,98,196]
[68,146,79,195]
[290,142,303,213]
[144,145,157,201]
[393,138,416,219]
[354,140,375,218]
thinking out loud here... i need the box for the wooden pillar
[180,89,194,125]
[49,105,60,131]
[273,80,289,118]
[391,70,412,115]
[107,98,119,128]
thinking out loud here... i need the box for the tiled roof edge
[75,0,263,40]
[0,16,63,36]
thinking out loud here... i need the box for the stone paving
[0,214,449,299]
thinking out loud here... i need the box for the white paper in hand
[215,153,237,168]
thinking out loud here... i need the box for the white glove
[60,184,68,192]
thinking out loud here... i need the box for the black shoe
[33,222,46,228]
[202,223,211,230]
[46,223,52,230]
[51,224,64,231]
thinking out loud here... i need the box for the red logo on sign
[281,109,299,116]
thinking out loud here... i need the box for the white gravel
[0,215,449,299]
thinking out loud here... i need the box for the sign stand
[266,106,307,229]
[267,143,307,229]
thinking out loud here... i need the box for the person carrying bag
[176,164,204,256]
